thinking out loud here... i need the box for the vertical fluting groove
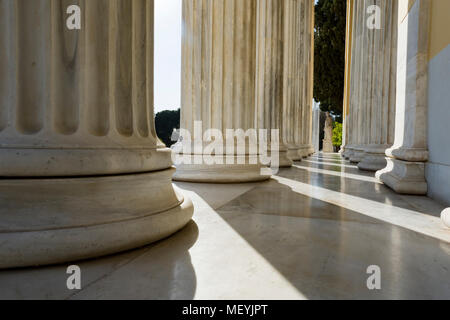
[192,0,202,136]
[293,0,299,147]
[255,0,267,132]
[222,0,234,130]
[244,0,255,130]
[349,0,358,146]
[84,0,110,136]
[387,0,397,145]
[309,0,315,147]
[181,0,193,136]
[0,0,15,132]
[211,0,224,131]
[232,0,243,129]
[306,0,312,147]
[368,0,376,145]
[132,0,149,138]
[147,0,157,141]
[15,0,50,134]
[270,0,277,131]
[201,0,212,133]
[351,0,360,145]
[379,0,389,145]
[286,0,293,145]
[275,0,284,131]
[51,0,80,135]
[300,0,307,147]
[266,0,271,130]
[110,0,133,137]
[356,0,366,146]
[287,0,293,145]
[281,0,290,145]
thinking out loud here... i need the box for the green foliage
[314,0,346,117]
[155,109,180,147]
[332,122,342,147]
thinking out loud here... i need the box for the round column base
[173,155,271,183]
[0,168,194,269]
[349,147,366,163]
[287,148,302,161]
[376,157,427,195]
[277,150,294,168]
[358,145,390,171]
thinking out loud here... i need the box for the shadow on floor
[278,160,444,218]
[211,178,450,299]
[0,221,199,300]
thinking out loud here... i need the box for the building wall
[426,0,450,206]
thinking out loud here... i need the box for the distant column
[173,0,271,183]
[283,0,314,161]
[358,0,398,171]
[255,0,292,167]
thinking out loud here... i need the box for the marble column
[304,0,315,157]
[0,0,193,268]
[344,0,397,166]
[283,0,314,161]
[255,0,292,167]
[349,0,373,164]
[358,0,398,171]
[340,0,353,158]
[376,0,430,194]
[343,0,364,161]
[173,0,271,183]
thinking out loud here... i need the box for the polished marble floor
[1,153,449,299]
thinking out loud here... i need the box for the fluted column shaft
[345,0,397,166]
[376,0,431,194]
[0,0,173,176]
[0,0,193,268]
[356,0,398,171]
[348,0,372,163]
[255,0,292,167]
[282,0,314,161]
[174,0,270,183]
[344,0,365,160]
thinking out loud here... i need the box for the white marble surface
[1,153,449,300]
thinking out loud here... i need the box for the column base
[376,158,428,195]
[441,208,450,229]
[277,150,294,167]
[0,168,194,269]
[349,146,366,163]
[299,145,313,158]
[172,155,271,183]
[342,145,354,159]
[357,145,390,171]
[287,148,302,161]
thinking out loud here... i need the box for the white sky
[154,0,182,113]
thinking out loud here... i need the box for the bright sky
[154,0,182,113]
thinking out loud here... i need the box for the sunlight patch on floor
[273,175,450,243]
